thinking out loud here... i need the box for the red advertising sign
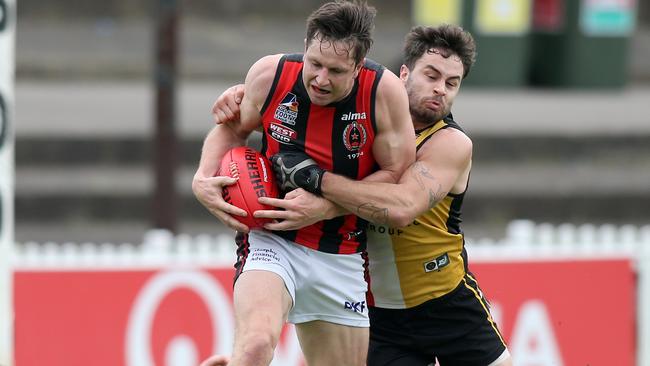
[471,259,636,366]
[14,268,303,366]
[13,259,636,366]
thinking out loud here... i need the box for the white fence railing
[12,230,237,269]
[467,220,650,260]
[11,220,650,268]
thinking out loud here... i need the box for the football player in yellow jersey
[210,24,511,366]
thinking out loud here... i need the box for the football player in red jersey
[209,24,512,366]
[192,2,415,366]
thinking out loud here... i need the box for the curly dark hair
[305,1,376,65]
[403,24,477,79]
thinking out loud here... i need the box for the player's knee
[239,331,278,360]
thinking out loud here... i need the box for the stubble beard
[408,92,451,125]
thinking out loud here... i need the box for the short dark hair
[403,24,477,79]
[305,1,376,65]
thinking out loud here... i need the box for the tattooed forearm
[357,203,389,224]
[428,184,445,208]
[412,162,434,189]
[411,162,446,208]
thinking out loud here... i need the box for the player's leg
[296,320,368,366]
[230,270,292,366]
[289,247,370,366]
[228,231,295,366]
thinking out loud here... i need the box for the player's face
[400,48,464,127]
[303,37,361,106]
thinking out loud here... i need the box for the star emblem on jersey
[343,121,367,152]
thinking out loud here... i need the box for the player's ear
[353,62,363,78]
[399,64,410,83]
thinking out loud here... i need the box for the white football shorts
[238,229,369,327]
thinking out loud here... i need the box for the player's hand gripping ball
[219,146,279,228]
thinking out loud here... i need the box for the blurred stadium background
[9,0,650,243]
[1,0,649,365]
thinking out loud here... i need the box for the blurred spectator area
[14,0,650,82]
[16,0,410,19]
[14,0,650,22]
[12,0,650,243]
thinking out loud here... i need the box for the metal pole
[0,0,15,363]
[153,0,179,232]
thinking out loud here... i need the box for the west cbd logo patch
[268,122,297,144]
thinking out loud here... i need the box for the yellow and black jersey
[367,116,469,309]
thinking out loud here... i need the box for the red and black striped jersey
[259,53,385,254]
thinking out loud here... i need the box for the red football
[219,146,279,228]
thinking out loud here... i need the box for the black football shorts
[368,273,508,366]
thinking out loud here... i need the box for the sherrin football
[219,146,279,228]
